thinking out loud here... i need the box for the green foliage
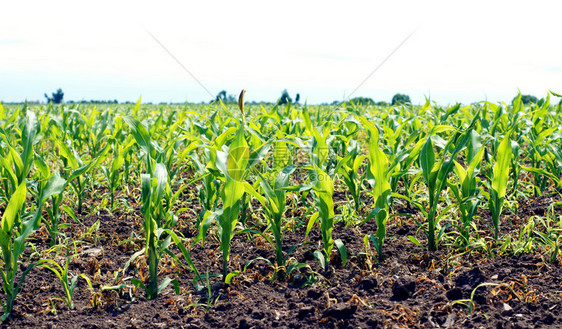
[278,89,292,105]
[0,91,561,319]
[44,88,64,104]
[513,94,538,105]
[349,97,375,106]
[487,132,513,240]
[391,93,411,105]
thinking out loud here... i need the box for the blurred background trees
[44,88,64,104]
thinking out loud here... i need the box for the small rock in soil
[307,287,323,299]
[81,247,103,258]
[442,313,456,328]
[446,287,463,301]
[455,267,486,288]
[358,277,377,291]
[391,276,416,301]
[322,302,357,319]
[238,318,251,329]
[297,306,315,319]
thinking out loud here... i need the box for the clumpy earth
[2,190,561,329]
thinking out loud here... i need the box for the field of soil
[2,188,561,329]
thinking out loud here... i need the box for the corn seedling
[244,164,297,272]
[130,163,177,298]
[310,167,336,268]
[216,90,250,281]
[414,117,477,251]
[447,131,485,247]
[486,131,513,241]
[38,255,92,309]
[57,140,108,214]
[335,139,366,213]
[358,116,392,262]
[101,137,131,209]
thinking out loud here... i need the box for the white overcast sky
[1,0,561,104]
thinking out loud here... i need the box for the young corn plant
[335,139,366,213]
[34,156,67,247]
[216,90,250,282]
[447,131,485,247]
[101,137,130,209]
[0,111,67,320]
[57,140,108,214]
[124,113,181,298]
[309,167,336,269]
[485,131,513,241]
[0,170,66,320]
[414,116,478,251]
[357,116,392,262]
[38,255,92,309]
[0,183,30,320]
[244,165,297,274]
[290,120,343,270]
[533,216,561,263]
[130,163,177,298]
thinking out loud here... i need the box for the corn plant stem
[147,233,158,298]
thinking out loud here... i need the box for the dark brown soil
[2,191,562,329]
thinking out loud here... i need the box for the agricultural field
[1,92,562,328]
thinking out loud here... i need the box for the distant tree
[44,88,64,104]
[227,94,236,104]
[295,93,300,104]
[349,97,375,106]
[277,89,292,105]
[391,93,411,105]
[514,94,538,105]
[215,90,227,103]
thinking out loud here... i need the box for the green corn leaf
[224,271,240,284]
[453,161,467,185]
[466,130,483,165]
[131,278,146,290]
[40,174,66,202]
[20,111,37,178]
[214,127,237,148]
[156,277,176,295]
[1,182,26,233]
[521,166,560,187]
[247,141,271,169]
[123,116,152,162]
[243,182,268,210]
[334,239,347,266]
[194,210,218,244]
[0,102,5,120]
[67,144,110,182]
[227,124,249,182]
[549,90,562,98]
[492,132,512,198]
[132,97,141,117]
[274,164,297,201]
[408,235,422,247]
[34,155,50,178]
[0,153,18,190]
[167,230,203,284]
[304,212,319,242]
[57,141,79,170]
[153,163,168,203]
[313,250,326,270]
[9,147,24,182]
[112,147,124,172]
[420,137,436,189]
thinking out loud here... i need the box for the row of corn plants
[0,91,561,320]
